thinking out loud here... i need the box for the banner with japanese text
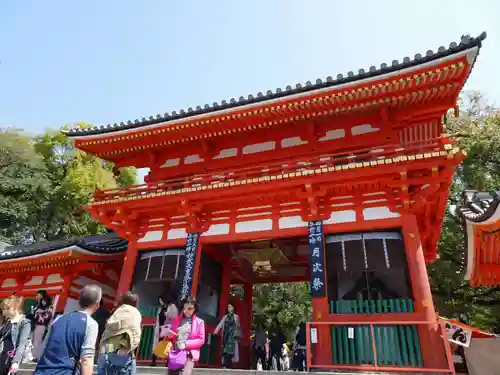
[308,221,326,298]
[180,232,199,301]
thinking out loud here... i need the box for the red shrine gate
[63,33,486,373]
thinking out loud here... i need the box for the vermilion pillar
[116,241,139,299]
[308,221,332,367]
[402,214,446,369]
[215,259,232,366]
[218,259,231,317]
[402,215,436,318]
[242,282,253,369]
[57,273,75,312]
[243,283,253,338]
[15,276,27,295]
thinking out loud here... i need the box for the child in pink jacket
[167,296,205,375]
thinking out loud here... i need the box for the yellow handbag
[153,339,173,359]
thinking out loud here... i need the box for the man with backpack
[34,285,101,375]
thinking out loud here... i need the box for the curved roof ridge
[0,233,128,261]
[64,32,487,138]
[459,189,500,223]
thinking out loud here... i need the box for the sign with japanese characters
[308,220,326,298]
[180,232,199,301]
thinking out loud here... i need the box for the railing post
[439,321,456,374]
[306,322,312,372]
[370,324,378,369]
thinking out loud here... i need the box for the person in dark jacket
[92,299,110,352]
[292,322,307,371]
[32,292,53,361]
[0,296,31,375]
[268,319,286,371]
[33,285,101,375]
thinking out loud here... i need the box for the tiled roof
[65,32,487,137]
[459,190,500,223]
[459,190,500,286]
[0,233,128,261]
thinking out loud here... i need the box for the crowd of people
[0,287,205,375]
[251,320,307,372]
[0,287,307,375]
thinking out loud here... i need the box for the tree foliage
[232,283,312,341]
[428,91,500,331]
[0,129,51,243]
[0,126,136,244]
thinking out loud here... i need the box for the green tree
[252,283,312,341]
[429,91,500,331]
[0,129,52,243]
[0,126,137,244]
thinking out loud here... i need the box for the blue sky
[0,1,498,136]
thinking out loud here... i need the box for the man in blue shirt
[34,285,101,375]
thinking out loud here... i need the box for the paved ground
[18,363,447,375]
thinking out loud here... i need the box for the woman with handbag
[166,296,205,375]
[213,303,240,369]
[152,295,178,366]
[0,296,31,375]
[97,292,142,375]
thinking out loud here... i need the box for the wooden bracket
[181,200,206,232]
[201,140,217,160]
[305,121,319,146]
[300,184,329,222]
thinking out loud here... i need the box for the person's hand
[117,349,129,356]
[164,328,174,337]
[177,342,186,350]
[8,362,19,374]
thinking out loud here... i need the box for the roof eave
[64,32,486,140]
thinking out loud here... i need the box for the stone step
[18,363,447,375]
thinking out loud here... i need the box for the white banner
[445,321,472,347]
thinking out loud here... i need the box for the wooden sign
[308,221,326,298]
[180,232,199,300]
[445,321,472,347]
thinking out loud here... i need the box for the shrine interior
[325,231,413,312]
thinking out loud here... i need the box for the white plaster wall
[46,274,64,283]
[213,148,238,159]
[161,158,180,168]
[184,155,203,164]
[2,279,17,288]
[235,219,273,233]
[25,276,44,286]
[319,129,345,141]
[324,210,356,224]
[351,124,380,135]
[279,216,308,229]
[242,141,276,155]
[201,224,230,236]
[167,228,188,240]
[281,137,308,148]
[138,230,164,242]
[363,206,400,220]
[73,276,116,298]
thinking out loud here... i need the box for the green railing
[136,325,155,361]
[329,299,423,368]
[138,305,157,317]
[329,298,415,314]
[331,324,423,367]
